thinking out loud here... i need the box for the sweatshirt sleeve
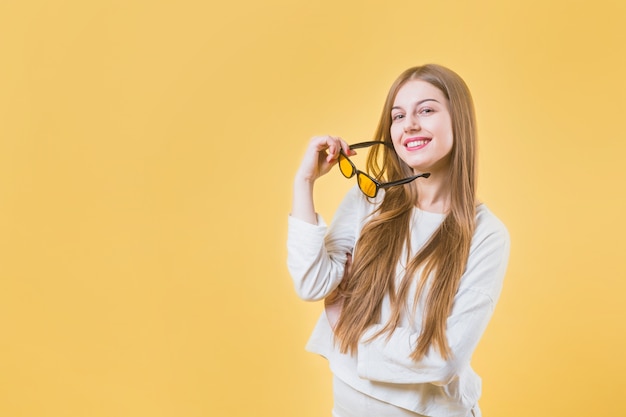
[287,186,367,302]
[356,212,510,385]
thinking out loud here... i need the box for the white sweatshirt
[287,186,510,417]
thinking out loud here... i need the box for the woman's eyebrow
[391,98,441,111]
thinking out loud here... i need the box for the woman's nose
[404,114,420,131]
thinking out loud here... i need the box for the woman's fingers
[310,135,340,159]
[297,135,352,183]
[326,136,356,163]
[313,135,344,168]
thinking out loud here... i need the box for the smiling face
[389,79,453,176]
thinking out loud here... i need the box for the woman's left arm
[356,222,510,386]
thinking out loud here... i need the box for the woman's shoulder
[341,185,383,211]
[473,203,510,247]
[331,185,382,226]
[461,204,511,295]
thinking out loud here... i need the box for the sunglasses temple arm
[380,173,431,188]
[349,141,392,150]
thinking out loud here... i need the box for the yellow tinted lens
[357,173,377,198]
[338,154,354,178]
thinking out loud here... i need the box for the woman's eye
[392,114,405,121]
[419,108,434,115]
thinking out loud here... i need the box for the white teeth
[406,140,428,147]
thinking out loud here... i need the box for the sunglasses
[338,141,430,198]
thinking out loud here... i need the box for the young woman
[287,64,510,417]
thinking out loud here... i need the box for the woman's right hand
[295,135,354,183]
[291,135,354,225]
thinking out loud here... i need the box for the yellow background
[1,1,624,416]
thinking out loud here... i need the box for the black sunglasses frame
[338,141,430,198]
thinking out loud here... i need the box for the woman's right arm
[288,136,356,301]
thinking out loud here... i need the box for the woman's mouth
[405,138,431,150]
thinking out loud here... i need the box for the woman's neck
[415,172,451,214]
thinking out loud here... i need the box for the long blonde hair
[330,64,477,360]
